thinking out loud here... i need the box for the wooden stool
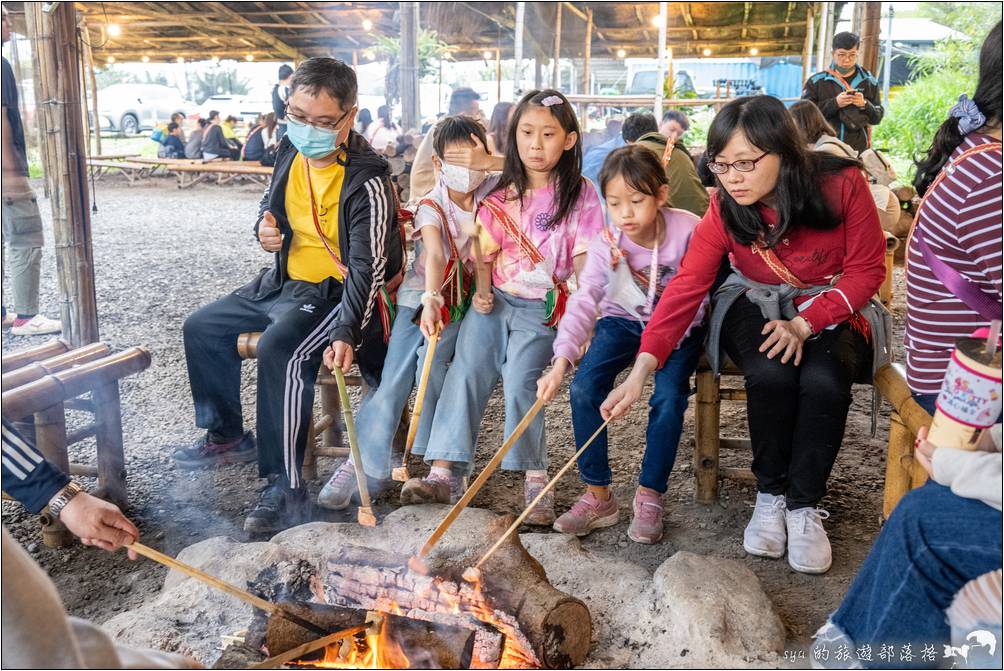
[693,354,755,504]
[236,332,409,481]
[1,343,152,546]
[873,363,932,518]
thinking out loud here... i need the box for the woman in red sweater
[601,95,886,575]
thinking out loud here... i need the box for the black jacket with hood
[240,130,404,349]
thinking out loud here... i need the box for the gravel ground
[2,174,908,663]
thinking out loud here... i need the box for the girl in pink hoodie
[537,144,706,543]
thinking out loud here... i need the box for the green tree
[873,38,979,174]
[190,66,250,105]
[917,3,1002,40]
[373,29,452,109]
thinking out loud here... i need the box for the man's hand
[851,91,867,108]
[323,340,354,373]
[258,211,283,252]
[59,492,140,559]
[536,359,569,402]
[835,91,856,108]
[472,292,494,314]
[419,302,443,340]
[759,318,811,365]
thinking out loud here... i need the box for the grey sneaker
[524,474,556,526]
[317,460,358,510]
[743,492,787,559]
[400,470,464,505]
[786,507,832,574]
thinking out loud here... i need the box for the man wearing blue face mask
[176,58,404,534]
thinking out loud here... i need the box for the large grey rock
[104,508,785,668]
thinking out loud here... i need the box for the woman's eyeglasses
[285,105,354,133]
[707,152,769,175]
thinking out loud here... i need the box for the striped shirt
[1,418,70,514]
[905,133,1003,395]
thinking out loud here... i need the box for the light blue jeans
[424,289,556,475]
[354,305,461,479]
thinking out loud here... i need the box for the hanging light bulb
[483,50,493,61]
[616,48,627,59]
[107,23,122,37]
[176,56,185,64]
[106,55,116,64]
[702,48,712,57]
[211,56,220,65]
[650,15,662,28]
[245,54,255,61]
[141,55,150,63]
[749,47,759,56]
[362,18,373,31]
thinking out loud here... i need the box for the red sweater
[639,166,886,366]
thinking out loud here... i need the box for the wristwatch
[47,482,83,518]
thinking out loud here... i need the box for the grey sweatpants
[1,191,44,316]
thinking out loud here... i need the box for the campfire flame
[294,616,409,669]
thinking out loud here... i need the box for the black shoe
[173,431,256,469]
[244,475,311,534]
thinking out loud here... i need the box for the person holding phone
[802,31,884,153]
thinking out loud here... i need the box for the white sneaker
[786,507,832,574]
[11,315,62,336]
[743,492,787,559]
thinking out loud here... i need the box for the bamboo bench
[693,355,923,519]
[170,161,272,189]
[1,339,152,546]
[236,332,407,482]
[87,158,155,184]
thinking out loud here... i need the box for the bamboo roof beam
[207,2,304,60]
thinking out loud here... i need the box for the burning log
[318,515,592,668]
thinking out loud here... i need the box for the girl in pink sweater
[537,145,706,543]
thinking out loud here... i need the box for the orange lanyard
[303,159,350,277]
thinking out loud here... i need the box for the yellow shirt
[285,154,345,283]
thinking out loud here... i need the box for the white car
[94,83,191,135]
[197,93,273,124]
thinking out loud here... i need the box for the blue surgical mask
[285,115,344,159]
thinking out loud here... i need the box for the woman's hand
[420,302,443,340]
[441,133,500,171]
[536,359,569,402]
[759,317,811,365]
[914,425,936,477]
[472,292,494,314]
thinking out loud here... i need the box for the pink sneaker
[627,488,665,544]
[553,490,619,536]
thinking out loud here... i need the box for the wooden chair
[170,162,273,189]
[1,340,152,546]
[236,332,408,481]
[694,354,930,519]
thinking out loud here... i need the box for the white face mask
[440,161,488,194]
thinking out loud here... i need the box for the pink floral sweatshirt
[552,207,707,365]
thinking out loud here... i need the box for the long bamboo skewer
[466,419,611,579]
[393,330,440,482]
[249,625,368,669]
[412,397,547,567]
[332,366,377,526]
[127,542,325,635]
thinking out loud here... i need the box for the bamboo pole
[802,4,815,82]
[513,2,525,93]
[654,2,667,121]
[859,2,883,75]
[24,2,99,346]
[399,1,419,131]
[551,2,562,89]
[392,332,440,482]
[332,367,376,526]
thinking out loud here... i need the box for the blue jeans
[424,289,555,474]
[828,481,1003,668]
[912,393,937,416]
[354,305,461,479]
[571,317,703,493]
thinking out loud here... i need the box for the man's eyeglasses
[285,105,354,133]
[707,152,769,175]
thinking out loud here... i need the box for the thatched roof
[65,1,815,63]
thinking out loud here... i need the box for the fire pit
[234,515,591,669]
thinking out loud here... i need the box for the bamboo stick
[470,419,610,575]
[332,367,376,526]
[415,397,547,563]
[249,626,368,669]
[393,331,440,482]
